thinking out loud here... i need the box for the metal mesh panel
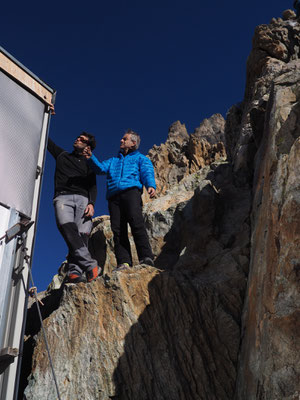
[0,207,19,348]
[0,70,45,217]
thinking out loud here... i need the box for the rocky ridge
[20,9,300,400]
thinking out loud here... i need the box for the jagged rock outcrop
[146,120,190,197]
[146,115,226,198]
[19,9,300,400]
[227,11,300,184]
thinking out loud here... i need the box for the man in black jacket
[47,132,100,283]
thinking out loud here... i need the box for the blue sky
[1,1,290,290]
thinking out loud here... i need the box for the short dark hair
[81,131,96,150]
[125,129,141,149]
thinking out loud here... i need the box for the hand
[148,187,156,198]
[84,204,94,217]
[49,104,55,115]
[83,146,92,159]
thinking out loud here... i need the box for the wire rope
[25,247,62,400]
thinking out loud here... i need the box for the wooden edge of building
[0,48,55,107]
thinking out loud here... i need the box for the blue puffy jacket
[87,150,156,199]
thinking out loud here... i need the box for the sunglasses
[76,136,89,144]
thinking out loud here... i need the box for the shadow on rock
[112,163,251,399]
[111,268,245,400]
[89,220,108,270]
[153,182,217,271]
[154,163,249,273]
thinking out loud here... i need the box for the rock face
[223,11,300,399]
[22,266,245,400]
[235,51,300,400]
[20,9,300,400]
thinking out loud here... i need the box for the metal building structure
[0,47,55,400]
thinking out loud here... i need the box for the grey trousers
[53,194,97,275]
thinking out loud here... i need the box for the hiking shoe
[86,266,101,282]
[114,263,130,272]
[139,257,154,266]
[66,273,86,283]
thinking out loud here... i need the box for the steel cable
[26,250,62,400]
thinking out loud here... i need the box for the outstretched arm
[83,148,111,175]
[47,138,65,159]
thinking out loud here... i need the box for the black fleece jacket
[47,138,97,205]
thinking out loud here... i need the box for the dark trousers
[108,188,153,265]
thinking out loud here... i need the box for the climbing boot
[86,266,101,282]
[66,273,86,283]
[114,263,130,272]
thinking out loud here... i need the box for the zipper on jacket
[120,154,125,183]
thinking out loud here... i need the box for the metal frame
[0,47,55,400]
[0,209,20,348]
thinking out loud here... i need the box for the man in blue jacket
[84,129,156,270]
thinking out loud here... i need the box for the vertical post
[0,111,51,400]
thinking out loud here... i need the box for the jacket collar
[71,150,85,159]
[118,149,139,158]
